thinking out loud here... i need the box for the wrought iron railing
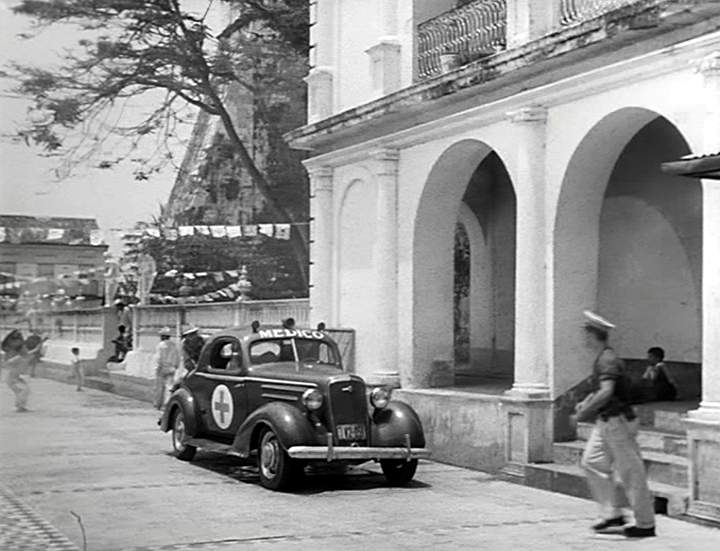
[417,0,507,80]
[559,0,644,26]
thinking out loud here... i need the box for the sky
[0,0,213,253]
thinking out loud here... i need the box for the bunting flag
[226,225,242,238]
[258,224,274,237]
[209,225,227,238]
[242,225,258,237]
[178,226,194,237]
[274,224,291,240]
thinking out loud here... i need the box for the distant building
[0,215,108,303]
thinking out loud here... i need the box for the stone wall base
[685,414,720,523]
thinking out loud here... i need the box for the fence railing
[417,0,507,80]
[559,0,645,26]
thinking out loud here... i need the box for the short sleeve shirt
[593,348,635,420]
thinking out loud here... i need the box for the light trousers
[580,415,655,528]
[153,373,174,410]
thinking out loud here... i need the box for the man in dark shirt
[573,311,655,538]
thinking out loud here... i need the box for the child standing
[71,347,84,391]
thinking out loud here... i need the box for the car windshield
[249,338,341,366]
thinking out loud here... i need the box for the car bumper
[287,433,430,462]
[287,446,430,461]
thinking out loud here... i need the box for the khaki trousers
[580,415,655,528]
[153,372,174,410]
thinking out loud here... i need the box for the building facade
[288,0,720,522]
[0,215,108,304]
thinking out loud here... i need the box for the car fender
[371,400,426,448]
[232,402,316,456]
[159,386,199,437]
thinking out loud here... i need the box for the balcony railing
[417,0,507,80]
[560,0,645,26]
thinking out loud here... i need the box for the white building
[288,0,720,522]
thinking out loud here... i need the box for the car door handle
[234,383,245,389]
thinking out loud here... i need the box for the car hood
[248,362,361,386]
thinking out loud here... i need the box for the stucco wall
[337,177,379,380]
[394,388,506,470]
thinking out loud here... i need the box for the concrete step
[633,402,698,433]
[521,462,688,517]
[577,422,687,456]
[553,441,688,487]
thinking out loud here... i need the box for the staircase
[519,401,698,517]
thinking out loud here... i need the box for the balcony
[417,0,507,80]
[417,0,652,80]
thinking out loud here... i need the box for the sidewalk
[1,378,719,550]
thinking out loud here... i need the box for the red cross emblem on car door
[211,384,234,430]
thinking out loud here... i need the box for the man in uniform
[574,310,655,538]
[153,327,180,410]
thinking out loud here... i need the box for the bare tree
[7,0,310,286]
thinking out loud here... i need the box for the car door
[193,337,247,441]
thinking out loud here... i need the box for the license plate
[336,423,366,441]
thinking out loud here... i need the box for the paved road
[1,378,719,550]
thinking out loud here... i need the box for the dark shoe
[623,526,655,538]
[16,407,29,413]
[592,516,626,532]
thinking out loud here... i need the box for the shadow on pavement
[179,451,431,493]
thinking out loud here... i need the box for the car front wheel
[381,459,418,485]
[172,408,196,461]
[258,427,300,491]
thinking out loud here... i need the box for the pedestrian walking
[2,329,30,412]
[573,310,655,538]
[153,327,180,410]
[71,347,84,391]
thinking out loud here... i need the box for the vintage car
[159,324,429,490]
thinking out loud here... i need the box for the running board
[185,438,247,458]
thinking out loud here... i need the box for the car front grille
[327,378,369,445]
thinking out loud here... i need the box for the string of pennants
[132,223,298,241]
[0,227,104,246]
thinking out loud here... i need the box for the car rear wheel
[172,408,196,461]
[380,459,418,485]
[258,427,300,491]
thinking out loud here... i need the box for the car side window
[209,339,242,372]
[250,340,281,365]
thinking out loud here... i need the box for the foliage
[8,0,311,287]
[124,226,305,300]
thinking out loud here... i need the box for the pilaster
[306,164,334,327]
[368,149,401,386]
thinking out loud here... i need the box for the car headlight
[370,386,391,409]
[302,388,323,411]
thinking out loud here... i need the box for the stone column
[307,165,334,327]
[501,105,552,470]
[507,105,551,400]
[306,0,335,122]
[686,51,720,523]
[370,149,400,386]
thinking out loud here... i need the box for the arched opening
[412,140,516,389]
[554,109,702,430]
